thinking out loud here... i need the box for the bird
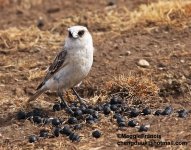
[28,25,94,114]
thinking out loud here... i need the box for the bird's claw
[66,107,74,115]
[78,98,88,108]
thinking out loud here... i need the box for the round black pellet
[60,126,72,136]
[53,104,61,111]
[142,108,151,115]
[92,130,102,138]
[139,125,149,132]
[69,133,80,142]
[52,118,61,126]
[68,117,78,124]
[28,135,37,143]
[54,128,60,137]
[17,111,26,120]
[33,116,42,124]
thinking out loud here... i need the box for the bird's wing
[36,49,67,90]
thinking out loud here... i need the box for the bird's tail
[28,88,46,102]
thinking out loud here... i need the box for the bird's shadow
[0,108,55,128]
[0,113,16,128]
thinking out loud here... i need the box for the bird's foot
[65,107,74,115]
[78,98,88,108]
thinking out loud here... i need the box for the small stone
[125,51,131,56]
[137,59,150,68]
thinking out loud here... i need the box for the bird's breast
[66,47,93,77]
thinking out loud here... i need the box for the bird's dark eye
[68,31,73,38]
[78,30,85,37]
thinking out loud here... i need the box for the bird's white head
[65,25,93,50]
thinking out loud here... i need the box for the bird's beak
[68,29,78,39]
[71,32,78,39]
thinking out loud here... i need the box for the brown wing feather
[36,50,67,90]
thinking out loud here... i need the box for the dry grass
[12,0,43,9]
[104,75,159,107]
[106,75,158,98]
[0,26,63,80]
[0,26,62,51]
[130,0,191,26]
[51,0,191,33]
[1,1,191,51]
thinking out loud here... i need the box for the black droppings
[52,118,61,126]
[60,126,72,136]
[68,117,78,124]
[17,111,26,120]
[92,130,102,138]
[69,133,80,142]
[139,125,149,132]
[54,128,60,137]
[161,106,173,115]
[142,108,151,115]
[178,109,188,118]
[28,135,37,143]
[53,104,61,111]
[128,120,137,127]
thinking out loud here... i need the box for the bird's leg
[71,87,87,107]
[57,90,74,114]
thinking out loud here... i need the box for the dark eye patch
[78,30,85,37]
[68,31,73,38]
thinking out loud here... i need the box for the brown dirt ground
[0,0,191,149]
